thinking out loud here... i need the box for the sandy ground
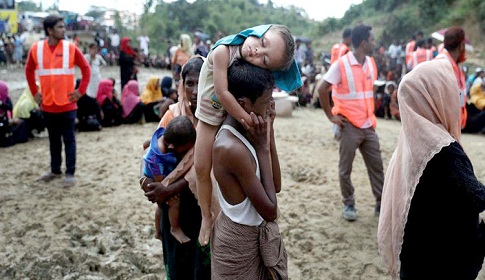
[1,66,484,279]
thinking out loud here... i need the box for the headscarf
[13,84,39,119]
[180,34,194,57]
[96,79,114,105]
[121,80,140,118]
[120,37,135,56]
[159,56,201,191]
[377,59,461,278]
[140,76,162,104]
[384,81,397,95]
[161,76,173,97]
[0,81,10,117]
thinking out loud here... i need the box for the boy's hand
[239,111,255,130]
[268,98,276,123]
[68,90,82,102]
[245,112,268,150]
[34,93,42,105]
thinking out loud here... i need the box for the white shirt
[137,35,150,56]
[387,44,401,59]
[109,33,120,47]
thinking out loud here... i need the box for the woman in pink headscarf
[97,78,122,127]
[378,59,485,279]
[121,80,145,124]
[0,80,28,146]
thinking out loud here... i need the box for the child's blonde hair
[269,24,295,71]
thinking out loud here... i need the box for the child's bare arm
[268,101,281,193]
[154,175,164,182]
[212,46,253,127]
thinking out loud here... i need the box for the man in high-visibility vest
[25,15,91,187]
[405,31,423,73]
[434,27,468,130]
[407,39,433,71]
[330,28,352,65]
[317,24,384,221]
[323,28,352,110]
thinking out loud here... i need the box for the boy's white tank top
[215,124,264,226]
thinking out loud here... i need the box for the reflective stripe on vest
[330,44,349,65]
[412,49,432,69]
[332,55,377,128]
[36,40,75,76]
[435,50,467,128]
[33,40,76,106]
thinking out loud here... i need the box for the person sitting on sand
[142,115,196,244]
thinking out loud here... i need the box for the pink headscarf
[96,79,114,105]
[121,80,140,118]
[378,59,461,278]
[0,81,10,117]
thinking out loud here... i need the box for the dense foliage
[135,0,319,55]
[319,0,485,46]
[17,0,485,56]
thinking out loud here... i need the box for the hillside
[314,0,485,67]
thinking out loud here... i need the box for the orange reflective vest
[31,40,76,107]
[435,49,467,128]
[330,43,350,65]
[405,40,416,66]
[409,48,432,70]
[332,53,378,128]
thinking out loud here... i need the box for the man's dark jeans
[44,110,77,175]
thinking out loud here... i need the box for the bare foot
[155,230,162,241]
[198,213,214,246]
[171,227,191,244]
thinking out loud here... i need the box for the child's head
[228,59,274,117]
[89,43,97,55]
[164,115,196,158]
[240,24,295,71]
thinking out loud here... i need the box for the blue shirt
[143,127,177,178]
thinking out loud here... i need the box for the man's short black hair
[351,24,372,49]
[164,115,196,147]
[415,39,426,50]
[228,59,274,104]
[343,28,352,39]
[43,15,64,37]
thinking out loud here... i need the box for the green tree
[17,1,42,12]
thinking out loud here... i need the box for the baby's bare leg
[168,196,190,244]
[155,205,162,241]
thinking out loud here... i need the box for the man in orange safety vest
[318,24,384,222]
[25,14,91,187]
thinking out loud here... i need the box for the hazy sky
[37,0,363,21]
